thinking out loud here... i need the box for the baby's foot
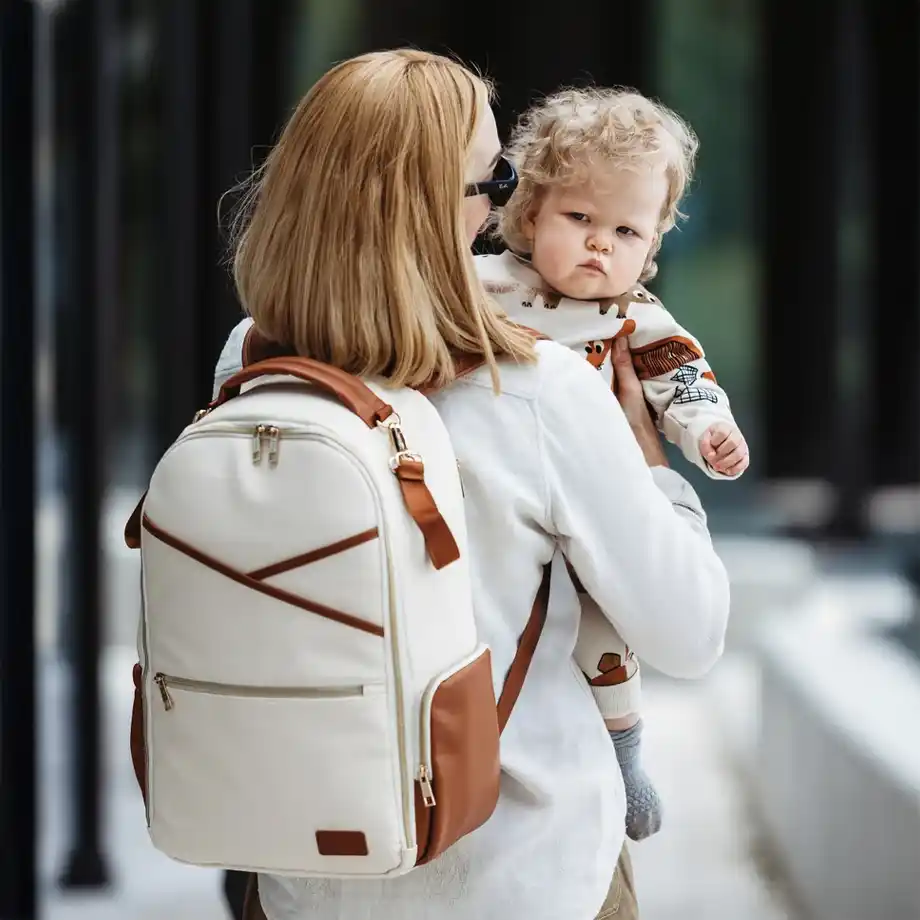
[620,760,663,841]
[609,720,663,841]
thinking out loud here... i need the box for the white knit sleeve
[535,344,730,679]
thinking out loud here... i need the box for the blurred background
[1,0,918,918]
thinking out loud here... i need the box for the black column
[154,1,291,455]
[865,2,920,492]
[0,3,38,917]
[154,0,207,451]
[760,0,841,480]
[205,0,291,377]
[56,0,117,888]
[759,0,852,530]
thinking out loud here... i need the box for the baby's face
[523,165,668,301]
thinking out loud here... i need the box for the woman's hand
[610,338,668,468]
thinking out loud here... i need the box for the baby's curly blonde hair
[495,87,698,282]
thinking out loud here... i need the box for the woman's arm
[536,342,730,679]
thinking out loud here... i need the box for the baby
[477,88,748,841]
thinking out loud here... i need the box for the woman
[217,49,729,920]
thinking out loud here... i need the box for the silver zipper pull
[154,673,174,711]
[266,426,280,467]
[389,425,408,454]
[252,425,265,464]
[418,764,436,807]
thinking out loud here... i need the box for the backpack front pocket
[147,674,405,876]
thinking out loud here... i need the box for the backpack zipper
[415,644,491,813]
[152,672,371,711]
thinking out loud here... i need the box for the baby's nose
[588,235,613,254]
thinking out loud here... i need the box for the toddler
[477,88,748,841]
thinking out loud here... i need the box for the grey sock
[609,719,663,842]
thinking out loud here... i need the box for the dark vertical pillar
[759,0,847,525]
[205,1,290,375]
[154,0,206,451]
[0,3,38,916]
[155,1,291,454]
[58,0,116,888]
[865,1,920,491]
[823,0,874,539]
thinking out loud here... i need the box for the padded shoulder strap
[496,564,551,734]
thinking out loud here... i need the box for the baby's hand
[700,423,749,476]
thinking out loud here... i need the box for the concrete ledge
[754,611,920,920]
[712,536,818,650]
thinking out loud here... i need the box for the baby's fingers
[712,429,744,461]
[699,428,716,461]
[713,444,750,476]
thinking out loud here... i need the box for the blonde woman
[215,49,729,920]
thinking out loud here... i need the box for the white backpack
[125,345,549,879]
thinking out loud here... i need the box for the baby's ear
[521,207,537,241]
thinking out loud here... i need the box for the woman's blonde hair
[496,87,698,282]
[231,48,536,391]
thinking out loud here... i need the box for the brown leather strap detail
[130,663,147,803]
[315,830,369,856]
[246,527,379,581]
[212,357,394,429]
[497,563,551,735]
[392,458,460,570]
[142,514,385,638]
[124,490,147,549]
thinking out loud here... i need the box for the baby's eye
[567,212,589,223]
[617,226,637,237]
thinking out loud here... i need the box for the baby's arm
[623,289,748,479]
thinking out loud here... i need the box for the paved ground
[39,647,794,920]
[628,670,792,920]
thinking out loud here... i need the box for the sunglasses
[465,156,518,207]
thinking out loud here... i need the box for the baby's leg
[573,593,642,722]
[574,598,662,841]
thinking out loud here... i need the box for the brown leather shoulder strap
[213,357,394,429]
[497,563,551,734]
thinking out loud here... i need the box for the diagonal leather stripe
[247,527,379,581]
[142,514,384,638]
